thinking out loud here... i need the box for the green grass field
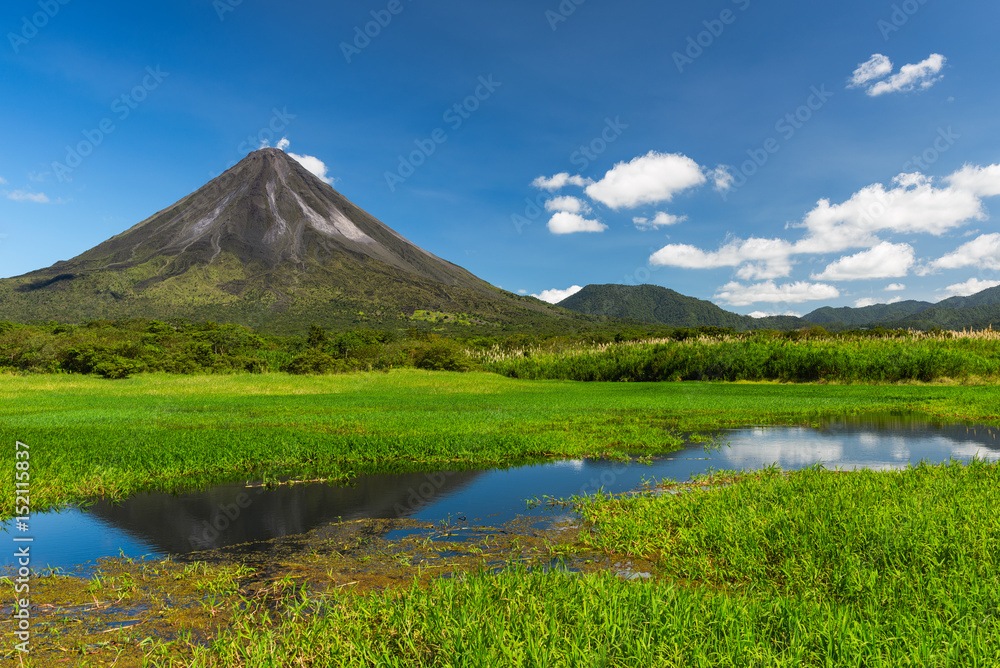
[1,369,999,518]
[3,370,1000,666]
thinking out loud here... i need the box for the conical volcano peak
[1,146,563,332]
[238,146,300,173]
[59,143,462,279]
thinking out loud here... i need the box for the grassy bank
[149,460,1000,667]
[1,370,999,519]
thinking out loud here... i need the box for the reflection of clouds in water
[722,432,844,469]
[859,432,879,449]
[885,435,910,461]
[720,428,1000,473]
[550,459,585,471]
[935,439,997,460]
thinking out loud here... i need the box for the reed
[479,334,1000,383]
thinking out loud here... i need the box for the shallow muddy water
[3,414,997,573]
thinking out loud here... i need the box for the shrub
[411,341,476,372]
[93,355,142,379]
[283,349,343,375]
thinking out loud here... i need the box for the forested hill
[557,284,808,331]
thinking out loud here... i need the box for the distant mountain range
[802,286,1000,330]
[1,149,997,334]
[558,284,1000,331]
[0,149,573,333]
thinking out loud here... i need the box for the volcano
[0,149,563,332]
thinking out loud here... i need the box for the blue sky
[2,0,999,315]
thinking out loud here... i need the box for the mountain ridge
[558,283,1000,331]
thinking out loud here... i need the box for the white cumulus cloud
[644,162,1000,300]
[531,173,593,191]
[585,151,706,209]
[271,137,335,185]
[947,164,1000,198]
[633,212,686,230]
[931,233,1000,270]
[811,242,915,281]
[545,196,591,215]
[885,283,906,291]
[713,281,840,306]
[547,212,607,235]
[650,237,795,279]
[532,285,584,304]
[794,172,984,254]
[939,277,1000,299]
[286,152,334,185]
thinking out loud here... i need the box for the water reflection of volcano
[85,470,482,556]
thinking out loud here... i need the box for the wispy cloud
[633,212,686,230]
[531,173,593,191]
[708,166,734,193]
[849,54,893,88]
[5,190,50,203]
[849,53,946,97]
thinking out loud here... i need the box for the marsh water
[3,414,998,573]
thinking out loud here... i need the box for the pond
[2,413,997,573]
